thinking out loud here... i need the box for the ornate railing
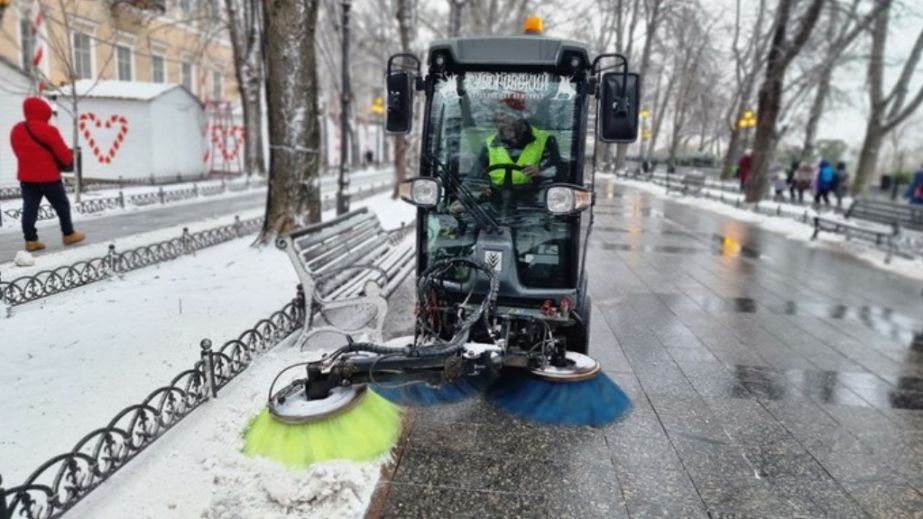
[0,216,262,309]
[0,290,306,519]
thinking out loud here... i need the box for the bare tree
[665,5,714,165]
[746,0,825,203]
[853,4,923,193]
[391,0,414,198]
[720,0,769,178]
[799,0,888,165]
[225,0,266,176]
[260,0,322,238]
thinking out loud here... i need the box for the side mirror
[386,71,414,134]
[398,177,442,208]
[545,184,592,215]
[599,72,640,143]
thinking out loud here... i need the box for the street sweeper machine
[243,19,641,467]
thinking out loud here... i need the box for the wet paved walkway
[374,181,923,518]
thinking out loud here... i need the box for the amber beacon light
[523,15,543,34]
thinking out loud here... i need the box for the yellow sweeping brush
[242,384,402,468]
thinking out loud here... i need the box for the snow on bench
[812,198,917,263]
[280,207,414,348]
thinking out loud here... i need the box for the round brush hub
[530,351,600,382]
[269,385,367,424]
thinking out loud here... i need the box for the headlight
[546,185,592,214]
[399,177,442,207]
[547,186,575,213]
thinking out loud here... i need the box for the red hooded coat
[9,97,73,183]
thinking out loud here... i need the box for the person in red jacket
[737,149,752,190]
[9,97,85,252]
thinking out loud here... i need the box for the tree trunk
[392,0,413,198]
[745,0,825,203]
[648,68,676,161]
[226,0,266,176]
[260,0,322,240]
[799,64,832,164]
[853,118,883,196]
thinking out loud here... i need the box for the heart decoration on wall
[78,113,129,164]
[210,123,245,162]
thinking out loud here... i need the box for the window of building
[181,62,193,91]
[116,45,132,81]
[72,31,93,79]
[19,18,34,73]
[212,70,223,100]
[151,54,165,83]
[178,0,191,10]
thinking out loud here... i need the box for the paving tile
[841,481,923,519]
[616,467,708,518]
[379,483,544,519]
[648,395,732,444]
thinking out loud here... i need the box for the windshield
[422,71,585,289]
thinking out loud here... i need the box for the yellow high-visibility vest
[486,126,549,185]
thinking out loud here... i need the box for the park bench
[812,198,923,262]
[664,170,706,195]
[280,207,414,349]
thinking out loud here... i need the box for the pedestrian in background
[771,163,787,201]
[793,160,814,203]
[9,97,85,252]
[834,161,850,208]
[787,159,799,201]
[737,150,752,191]
[907,164,923,205]
[814,159,835,206]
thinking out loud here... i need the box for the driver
[469,95,564,185]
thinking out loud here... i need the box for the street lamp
[371,96,384,166]
[737,109,757,148]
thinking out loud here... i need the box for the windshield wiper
[424,153,500,234]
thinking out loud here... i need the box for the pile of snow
[73,343,389,519]
[609,175,923,281]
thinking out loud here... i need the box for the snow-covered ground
[72,343,392,519]
[608,175,923,281]
[1,190,415,518]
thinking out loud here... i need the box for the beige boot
[25,240,46,252]
[62,231,86,246]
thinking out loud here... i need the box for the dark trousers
[815,190,830,206]
[20,181,74,241]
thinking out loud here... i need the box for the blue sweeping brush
[487,355,631,426]
[373,372,494,406]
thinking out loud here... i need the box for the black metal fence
[0,288,306,519]
[0,173,256,201]
[0,180,263,227]
[0,215,263,309]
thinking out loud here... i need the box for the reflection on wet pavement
[377,183,923,519]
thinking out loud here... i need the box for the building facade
[0,0,237,103]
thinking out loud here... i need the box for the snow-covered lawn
[607,175,923,281]
[1,191,416,517]
[0,238,298,483]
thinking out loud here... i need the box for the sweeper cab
[251,21,639,438]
